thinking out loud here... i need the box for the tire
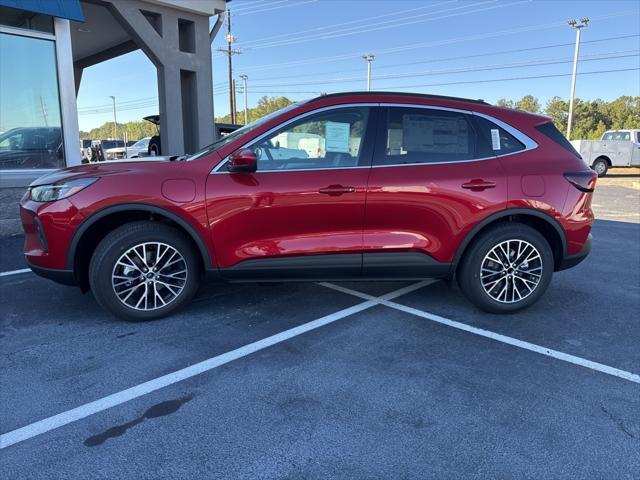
[148,137,161,156]
[592,157,608,177]
[89,221,200,321]
[457,223,554,314]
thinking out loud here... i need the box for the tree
[544,96,569,133]
[515,95,540,113]
[496,98,514,109]
[215,96,294,125]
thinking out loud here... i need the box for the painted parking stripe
[0,268,31,277]
[0,280,430,449]
[320,282,640,385]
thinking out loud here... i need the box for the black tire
[89,221,200,321]
[148,136,161,156]
[457,223,554,314]
[592,157,608,177]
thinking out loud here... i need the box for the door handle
[319,185,356,196]
[461,179,496,191]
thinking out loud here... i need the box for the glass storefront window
[0,32,64,169]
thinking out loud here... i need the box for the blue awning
[0,0,85,22]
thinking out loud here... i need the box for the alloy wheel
[111,242,188,311]
[480,239,543,303]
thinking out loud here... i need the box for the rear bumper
[557,233,592,271]
[27,262,78,286]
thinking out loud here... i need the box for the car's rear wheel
[89,221,200,321]
[457,223,554,313]
[592,157,608,177]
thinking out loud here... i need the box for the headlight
[30,178,99,202]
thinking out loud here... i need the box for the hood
[29,156,171,187]
[105,147,126,153]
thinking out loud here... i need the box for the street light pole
[108,96,118,140]
[239,74,248,125]
[566,18,589,140]
[362,53,375,91]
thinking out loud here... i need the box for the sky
[76,0,640,131]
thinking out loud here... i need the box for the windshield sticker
[325,121,351,153]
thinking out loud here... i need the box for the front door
[205,106,375,279]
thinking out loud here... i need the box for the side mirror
[228,148,257,173]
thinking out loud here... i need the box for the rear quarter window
[534,122,580,157]
[473,116,525,155]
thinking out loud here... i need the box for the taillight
[564,171,597,192]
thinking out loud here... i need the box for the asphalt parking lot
[1,172,639,479]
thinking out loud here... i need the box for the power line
[215,67,640,95]
[218,51,639,91]
[234,10,638,72]
[234,0,318,17]
[238,0,456,47]
[241,34,640,83]
[235,0,524,51]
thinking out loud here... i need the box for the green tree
[544,96,569,133]
[515,95,540,113]
[496,98,514,108]
[215,96,294,125]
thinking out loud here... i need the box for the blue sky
[76,0,640,131]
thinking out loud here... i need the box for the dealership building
[0,0,227,235]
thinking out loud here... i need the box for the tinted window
[474,116,526,155]
[374,107,491,166]
[535,122,580,158]
[249,108,369,171]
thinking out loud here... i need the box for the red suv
[20,92,596,321]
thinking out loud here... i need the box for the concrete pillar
[107,0,215,155]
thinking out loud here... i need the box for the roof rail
[311,91,488,105]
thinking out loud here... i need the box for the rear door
[362,105,509,275]
[205,105,376,279]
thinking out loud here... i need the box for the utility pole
[566,18,589,140]
[362,53,375,91]
[217,10,241,124]
[239,74,248,125]
[108,95,118,140]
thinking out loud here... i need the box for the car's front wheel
[457,223,554,313]
[89,221,200,321]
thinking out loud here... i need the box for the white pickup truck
[571,129,640,177]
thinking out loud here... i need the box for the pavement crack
[600,405,636,439]
[83,394,194,447]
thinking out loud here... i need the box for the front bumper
[20,196,84,272]
[557,233,592,271]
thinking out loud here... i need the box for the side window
[374,107,491,166]
[250,107,369,171]
[621,132,630,141]
[602,132,614,141]
[474,116,525,155]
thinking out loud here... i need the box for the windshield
[132,137,150,148]
[188,101,306,161]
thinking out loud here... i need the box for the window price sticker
[491,128,501,150]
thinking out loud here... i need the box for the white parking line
[320,282,640,385]
[0,280,432,449]
[0,268,31,277]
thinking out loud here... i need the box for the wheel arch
[453,208,567,272]
[68,203,213,290]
